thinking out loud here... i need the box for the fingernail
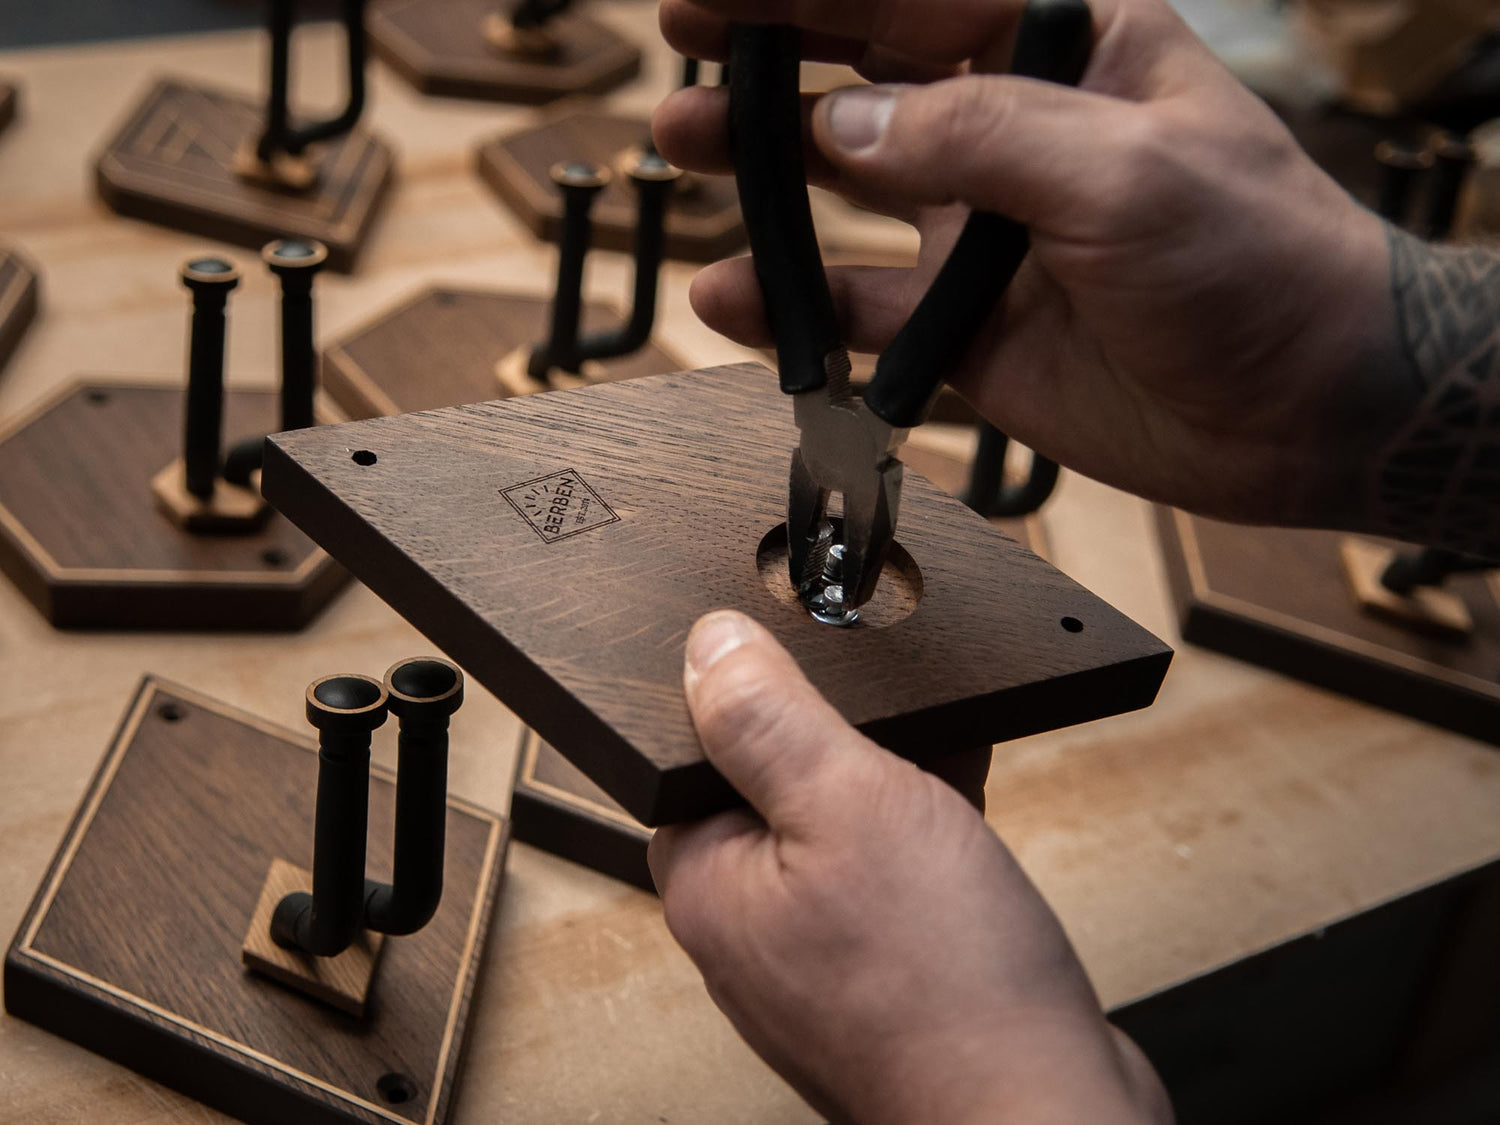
[824,86,896,155]
[684,610,756,695]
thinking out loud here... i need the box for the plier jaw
[785,351,907,624]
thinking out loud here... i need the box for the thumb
[683,610,889,836]
[811,76,1139,233]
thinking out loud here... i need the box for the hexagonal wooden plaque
[322,284,687,419]
[369,0,640,102]
[477,106,746,262]
[0,245,39,375]
[263,363,1171,825]
[94,79,394,272]
[1156,507,1500,745]
[0,381,347,629]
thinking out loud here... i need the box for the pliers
[727,0,1094,624]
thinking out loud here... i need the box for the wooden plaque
[369,0,640,103]
[94,79,394,272]
[4,676,510,1125]
[511,727,655,891]
[262,363,1171,825]
[0,245,39,375]
[322,284,687,419]
[476,106,746,263]
[0,381,347,629]
[1156,507,1500,745]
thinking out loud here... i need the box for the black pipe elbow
[361,658,463,936]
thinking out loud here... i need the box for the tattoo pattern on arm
[1372,228,1500,559]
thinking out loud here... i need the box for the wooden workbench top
[2,6,1498,1122]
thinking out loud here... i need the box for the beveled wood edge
[0,378,336,585]
[514,727,645,834]
[320,282,690,422]
[1159,505,1500,697]
[0,245,40,338]
[7,673,508,1125]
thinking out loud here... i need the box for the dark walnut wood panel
[0,246,40,375]
[263,363,1172,825]
[94,79,393,272]
[323,285,686,419]
[477,107,746,263]
[511,728,654,892]
[1156,507,1500,745]
[4,677,510,1125]
[0,381,347,629]
[369,0,640,103]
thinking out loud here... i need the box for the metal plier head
[728,0,1094,625]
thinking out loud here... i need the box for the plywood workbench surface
[2,7,1499,1122]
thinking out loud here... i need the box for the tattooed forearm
[1369,227,1500,559]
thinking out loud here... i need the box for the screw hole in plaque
[86,389,110,405]
[157,702,185,722]
[260,547,289,568]
[351,449,378,466]
[377,1072,417,1105]
[1060,616,1084,633]
[756,521,923,629]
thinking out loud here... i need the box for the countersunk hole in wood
[157,702,185,722]
[376,1072,417,1105]
[85,389,110,405]
[433,289,456,306]
[1060,616,1084,633]
[261,547,290,568]
[756,522,923,629]
[351,450,378,466]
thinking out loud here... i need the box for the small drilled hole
[86,389,110,405]
[1060,617,1084,633]
[157,702,185,722]
[351,450,377,466]
[376,1072,416,1105]
[261,547,289,568]
[434,290,456,306]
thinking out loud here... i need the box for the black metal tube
[179,258,239,500]
[272,674,387,958]
[528,162,608,381]
[1424,135,1474,241]
[1374,141,1432,226]
[258,0,368,160]
[511,0,573,30]
[962,422,1060,518]
[576,152,676,363]
[264,239,327,432]
[362,659,463,936]
[1380,547,1496,595]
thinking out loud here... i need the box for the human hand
[654,0,1403,532]
[650,610,1171,1125]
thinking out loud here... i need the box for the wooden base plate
[0,245,39,374]
[369,0,640,103]
[477,107,745,263]
[511,727,654,891]
[263,362,1171,825]
[322,284,687,419]
[1156,507,1500,745]
[94,79,394,272]
[0,381,347,629]
[5,676,509,1125]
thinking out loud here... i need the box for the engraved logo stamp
[501,469,619,544]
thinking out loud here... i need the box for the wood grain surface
[1156,508,1500,746]
[477,105,746,261]
[370,0,641,103]
[0,244,39,375]
[0,381,347,629]
[7,17,1500,1124]
[322,284,686,418]
[95,78,394,272]
[5,677,509,1125]
[263,362,1171,823]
